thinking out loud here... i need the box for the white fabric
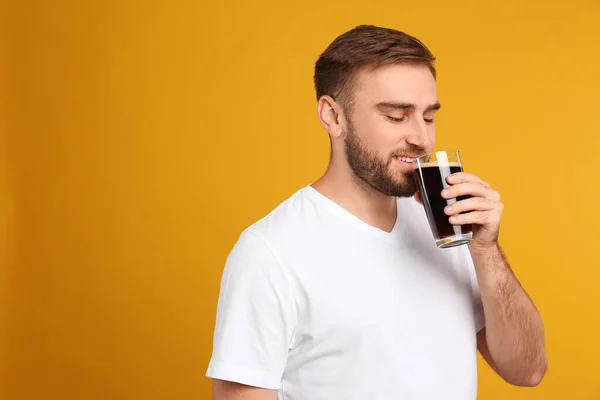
[206,185,485,399]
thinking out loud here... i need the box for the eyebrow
[375,102,441,112]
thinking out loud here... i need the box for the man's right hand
[213,379,277,400]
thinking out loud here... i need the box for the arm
[213,380,277,400]
[443,172,547,386]
[471,244,547,386]
[206,230,296,396]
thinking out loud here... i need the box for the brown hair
[314,25,436,113]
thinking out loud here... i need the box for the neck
[311,159,398,233]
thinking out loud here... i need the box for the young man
[206,25,547,400]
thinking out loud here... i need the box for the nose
[404,117,432,152]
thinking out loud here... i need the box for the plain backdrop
[2,0,600,398]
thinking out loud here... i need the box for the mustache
[390,144,427,158]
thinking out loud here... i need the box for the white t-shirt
[206,185,485,400]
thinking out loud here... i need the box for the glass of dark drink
[413,150,473,248]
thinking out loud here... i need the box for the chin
[391,180,418,198]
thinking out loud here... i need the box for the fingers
[449,210,502,226]
[441,173,504,228]
[441,182,500,201]
[446,172,489,187]
[444,196,498,215]
[443,172,503,244]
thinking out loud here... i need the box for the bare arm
[472,244,547,386]
[442,172,547,386]
[213,380,277,400]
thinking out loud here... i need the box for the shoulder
[244,185,320,243]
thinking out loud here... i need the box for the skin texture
[213,63,547,399]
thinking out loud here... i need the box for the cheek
[362,115,400,148]
[425,127,436,151]
[352,113,390,147]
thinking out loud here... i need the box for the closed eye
[386,115,405,123]
[424,117,434,123]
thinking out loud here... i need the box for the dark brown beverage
[413,162,472,247]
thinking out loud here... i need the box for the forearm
[471,243,547,385]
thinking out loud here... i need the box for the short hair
[314,25,436,112]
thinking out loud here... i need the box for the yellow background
[2,0,599,398]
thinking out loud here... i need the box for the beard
[344,120,425,198]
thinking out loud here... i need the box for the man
[206,25,547,399]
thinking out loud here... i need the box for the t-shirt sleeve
[206,229,296,390]
[461,246,485,332]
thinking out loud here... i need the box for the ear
[317,95,344,139]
